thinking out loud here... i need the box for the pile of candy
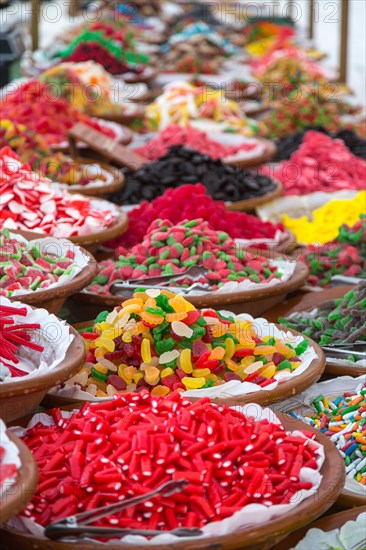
[0,303,44,379]
[262,131,366,195]
[87,219,283,295]
[290,384,366,488]
[145,82,259,135]
[39,62,129,118]
[282,191,366,244]
[0,420,19,491]
[65,288,310,397]
[0,147,117,237]
[301,216,366,287]
[134,125,265,161]
[0,120,109,187]
[280,283,366,348]
[275,128,366,162]
[107,184,284,249]
[111,146,276,204]
[0,81,117,146]
[20,393,320,531]
[262,85,361,139]
[0,229,80,297]
[57,29,148,75]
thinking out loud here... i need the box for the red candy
[262,131,366,195]
[0,147,117,237]
[20,392,319,531]
[134,125,261,161]
[1,81,118,145]
[108,184,284,249]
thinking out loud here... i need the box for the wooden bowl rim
[62,157,125,196]
[226,180,282,211]
[75,257,308,309]
[224,137,277,170]
[273,506,366,550]
[0,412,345,550]
[48,322,325,407]
[0,431,38,524]
[0,324,86,397]
[8,247,98,306]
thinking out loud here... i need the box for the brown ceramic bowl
[224,138,277,169]
[272,506,366,550]
[12,204,128,255]
[0,324,85,423]
[0,431,38,523]
[0,413,345,550]
[64,158,125,197]
[45,323,325,408]
[9,247,98,315]
[74,256,308,317]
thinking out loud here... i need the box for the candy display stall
[0,0,365,546]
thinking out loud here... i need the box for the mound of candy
[280,283,366,347]
[262,131,366,195]
[0,81,117,146]
[87,218,282,295]
[134,125,264,161]
[0,229,80,297]
[275,127,366,162]
[110,145,276,204]
[0,303,43,379]
[290,384,366,488]
[67,288,310,397]
[20,393,320,531]
[0,120,108,187]
[282,192,366,244]
[301,216,366,287]
[0,147,117,237]
[107,184,284,249]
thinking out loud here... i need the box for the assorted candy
[1,81,118,146]
[0,147,117,237]
[0,304,43,379]
[107,184,285,249]
[290,383,366,488]
[65,288,311,397]
[134,125,265,161]
[301,216,366,287]
[0,420,19,491]
[20,393,320,532]
[0,229,80,297]
[262,131,366,195]
[261,85,362,139]
[280,283,366,348]
[281,192,366,244]
[145,81,260,135]
[86,218,283,296]
[110,145,276,205]
[0,120,110,187]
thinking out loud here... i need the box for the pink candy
[262,131,366,195]
[0,147,117,237]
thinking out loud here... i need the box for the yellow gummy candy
[119,304,142,316]
[168,295,195,313]
[133,372,144,384]
[224,338,236,359]
[165,312,187,322]
[253,345,277,355]
[192,368,211,377]
[260,364,276,378]
[124,366,137,381]
[160,367,174,378]
[122,298,144,308]
[180,348,193,374]
[226,358,239,372]
[240,355,255,368]
[141,338,152,364]
[182,376,206,389]
[93,363,109,375]
[95,338,115,352]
